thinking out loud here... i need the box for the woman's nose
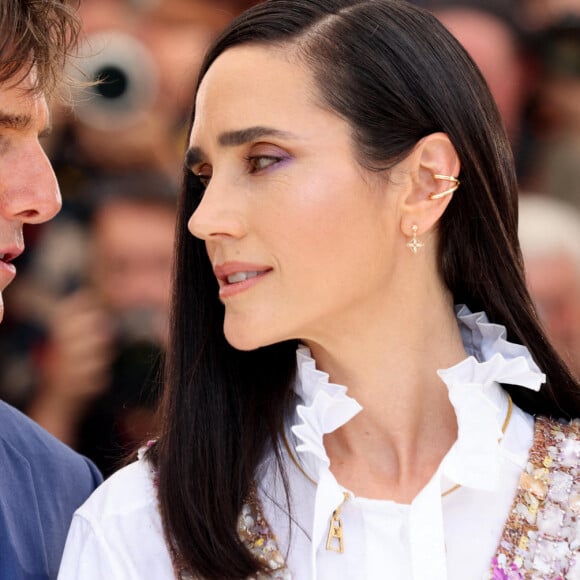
[187,178,247,241]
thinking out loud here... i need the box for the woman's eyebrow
[218,126,295,147]
[185,126,296,169]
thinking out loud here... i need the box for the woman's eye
[193,164,212,188]
[246,155,282,173]
[197,174,211,188]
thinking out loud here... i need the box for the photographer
[7,172,177,477]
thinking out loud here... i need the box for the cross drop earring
[406,225,424,254]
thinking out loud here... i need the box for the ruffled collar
[290,304,546,492]
[438,306,545,490]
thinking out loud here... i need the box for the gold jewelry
[429,174,460,200]
[406,224,424,254]
[326,491,349,553]
[441,393,513,497]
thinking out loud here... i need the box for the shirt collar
[290,304,545,492]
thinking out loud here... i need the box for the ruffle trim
[438,306,546,489]
[291,346,362,480]
[290,305,546,491]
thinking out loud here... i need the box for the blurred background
[0,0,260,477]
[0,0,578,476]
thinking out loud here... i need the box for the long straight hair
[154,1,580,577]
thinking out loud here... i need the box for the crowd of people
[0,0,578,578]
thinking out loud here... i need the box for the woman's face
[187,45,402,350]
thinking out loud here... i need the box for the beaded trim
[146,440,289,579]
[490,417,580,579]
[235,485,291,580]
[172,485,290,579]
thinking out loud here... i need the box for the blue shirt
[0,401,102,579]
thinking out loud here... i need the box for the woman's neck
[304,288,467,503]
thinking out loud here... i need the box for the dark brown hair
[0,0,80,95]
[155,1,580,578]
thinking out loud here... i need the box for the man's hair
[0,0,80,95]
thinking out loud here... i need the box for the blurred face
[435,9,525,141]
[0,71,61,322]
[525,253,580,377]
[187,45,399,351]
[91,199,175,339]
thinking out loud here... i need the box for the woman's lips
[213,263,272,299]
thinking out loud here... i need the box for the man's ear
[399,132,461,239]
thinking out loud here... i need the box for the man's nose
[2,143,61,224]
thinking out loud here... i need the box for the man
[0,1,102,578]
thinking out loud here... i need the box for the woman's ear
[399,132,461,238]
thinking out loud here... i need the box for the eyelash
[194,155,285,188]
[244,154,284,173]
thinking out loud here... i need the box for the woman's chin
[223,322,288,352]
[224,326,268,352]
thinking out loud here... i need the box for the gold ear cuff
[429,174,460,200]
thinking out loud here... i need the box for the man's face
[90,199,175,344]
[0,70,61,322]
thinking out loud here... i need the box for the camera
[70,31,159,130]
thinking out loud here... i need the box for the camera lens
[94,66,129,100]
[70,31,159,130]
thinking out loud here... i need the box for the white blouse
[58,306,546,579]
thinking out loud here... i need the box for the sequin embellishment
[490,417,580,579]
[171,483,290,579]
[235,485,291,579]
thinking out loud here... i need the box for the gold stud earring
[429,174,460,200]
[406,225,424,254]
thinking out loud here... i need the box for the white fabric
[58,306,545,579]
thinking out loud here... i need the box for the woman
[58,1,580,578]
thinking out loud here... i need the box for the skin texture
[187,45,467,502]
[0,71,61,323]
